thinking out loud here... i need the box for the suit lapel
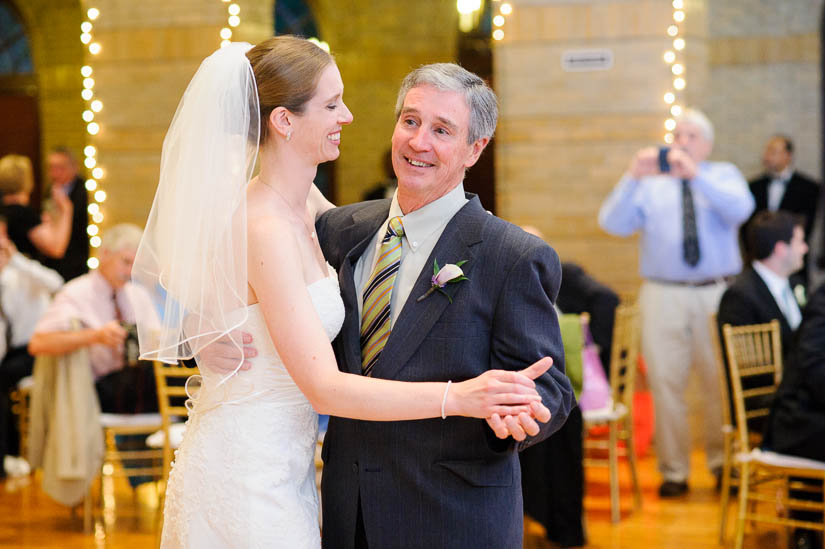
[338,206,390,375]
[370,197,487,381]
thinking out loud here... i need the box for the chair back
[153,362,198,482]
[720,320,782,452]
[609,302,640,414]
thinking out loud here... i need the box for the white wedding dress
[160,271,345,548]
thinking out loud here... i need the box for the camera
[658,147,671,173]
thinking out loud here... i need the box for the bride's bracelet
[441,380,452,420]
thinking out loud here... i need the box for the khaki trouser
[640,280,726,483]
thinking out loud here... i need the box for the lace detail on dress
[160,271,344,548]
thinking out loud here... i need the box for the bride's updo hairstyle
[246,36,333,143]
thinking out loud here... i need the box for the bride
[132,36,550,548]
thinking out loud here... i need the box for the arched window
[0,1,33,75]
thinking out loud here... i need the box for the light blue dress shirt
[598,161,755,282]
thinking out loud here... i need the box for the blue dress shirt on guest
[599,161,755,283]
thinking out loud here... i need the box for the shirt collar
[770,167,793,183]
[388,183,467,252]
[90,269,119,297]
[752,260,790,298]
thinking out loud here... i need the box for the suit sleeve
[794,288,825,404]
[488,243,574,452]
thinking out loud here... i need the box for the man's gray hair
[100,223,143,253]
[394,63,498,144]
[675,108,714,143]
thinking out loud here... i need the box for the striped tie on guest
[361,216,404,376]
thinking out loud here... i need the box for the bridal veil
[132,42,260,375]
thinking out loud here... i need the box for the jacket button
[352,462,358,473]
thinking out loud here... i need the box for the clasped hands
[198,333,553,443]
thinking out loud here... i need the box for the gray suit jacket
[317,195,573,549]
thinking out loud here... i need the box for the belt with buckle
[648,276,734,287]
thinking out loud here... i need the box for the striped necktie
[361,216,404,376]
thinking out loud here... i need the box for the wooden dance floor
[1,450,789,548]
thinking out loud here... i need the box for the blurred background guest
[599,108,754,498]
[762,282,825,548]
[0,154,73,263]
[557,262,619,380]
[361,149,398,201]
[43,148,89,281]
[746,135,820,289]
[717,210,807,435]
[28,224,158,415]
[519,225,586,548]
[0,223,63,477]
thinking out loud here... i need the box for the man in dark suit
[763,282,825,548]
[746,135,820,286]
[317,64,573,549]
[44,147,88,281]
[718,210,807,436]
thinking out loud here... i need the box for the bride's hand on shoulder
[446,357,553,420]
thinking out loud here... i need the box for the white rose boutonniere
[417,259,468,304]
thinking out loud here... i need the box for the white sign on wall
[561,49,614,72]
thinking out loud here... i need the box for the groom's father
[316,64,573,549]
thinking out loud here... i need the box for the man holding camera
[29,223,159,414]
[598,109,754,498]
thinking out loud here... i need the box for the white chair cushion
[583,402,627,423]
[146,423,186,449]
[99,413,162,428]
[736,448,825,471]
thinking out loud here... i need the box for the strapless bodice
[193,271,345,412]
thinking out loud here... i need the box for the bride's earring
[286,131,292,142]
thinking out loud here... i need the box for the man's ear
[269,107,293,140]
[773,240,789,258]
[464,136,491,169]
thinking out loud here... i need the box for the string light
[219,2,242,46]
[661,2,686,142]
[80,6,106,269]
[491,1,514,41]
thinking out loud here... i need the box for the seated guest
[746,135,820,288]
[0,226,63,476]
[558,262,619,379]
[0,154,73,262]
[718,211,807,435]
[29,224,159,414]
[719,211,807,353]
[519,226,585,548]
[763,282,825,549]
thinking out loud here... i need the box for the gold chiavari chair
[583,302,642,523]
[9,376,33,465]
[152,362,197,491]
[709,313,740,544]
[722,321,825,549]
